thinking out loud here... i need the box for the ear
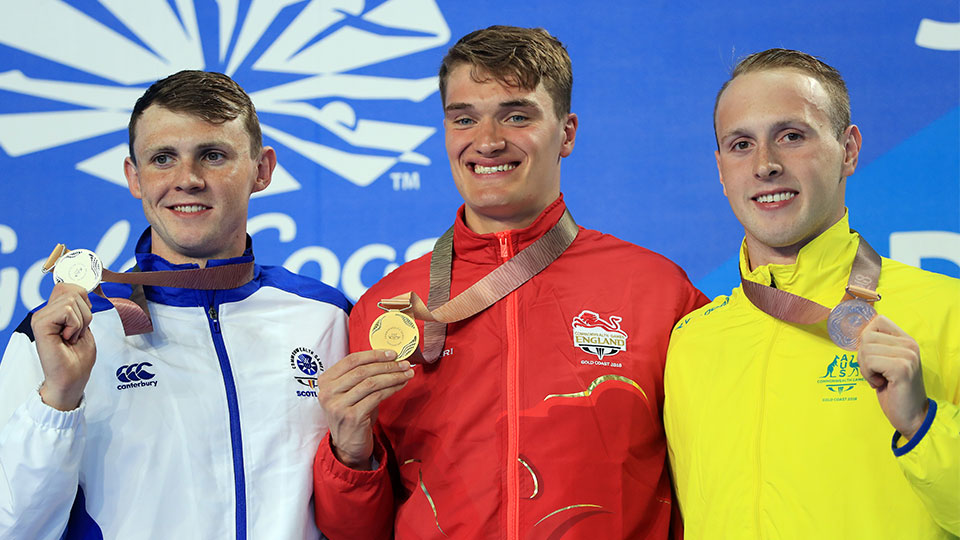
[252,146,277,194]
[715,150,727,196]
[123,157,142,199]
[840,124,862,177]
[559,113,578,158]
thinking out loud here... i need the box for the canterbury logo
[116,362,155,382]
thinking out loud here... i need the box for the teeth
[172,205,208,213]
[474,163,516,174]
[755,192,796,203]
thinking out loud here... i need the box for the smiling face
[124,105,275,266]
[714,68,861,268]
[443,64,577,234]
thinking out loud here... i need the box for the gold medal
[369,310,419,361]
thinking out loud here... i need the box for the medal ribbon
[379,209,579,363]
[43,244,255,336]
[740,234,881,327]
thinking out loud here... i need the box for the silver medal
[52,249,103,292]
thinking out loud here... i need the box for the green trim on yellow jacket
[665,214,960,539]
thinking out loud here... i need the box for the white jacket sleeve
[0,327,84,540]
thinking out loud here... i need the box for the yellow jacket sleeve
[895,399,960,535]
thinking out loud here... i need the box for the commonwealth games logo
[817,353,863,402]
[572,310,628,360]
[0,0,450,192]
[290,346,323,389]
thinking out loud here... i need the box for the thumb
[862,314,904,338]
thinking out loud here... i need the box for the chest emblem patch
[290,347,324,398]
[572,310,628,360]
[817,352,863,402]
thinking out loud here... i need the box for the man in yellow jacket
[664,48,959,539]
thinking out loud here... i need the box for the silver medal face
[827,298,877,351]
[52,249,103,292]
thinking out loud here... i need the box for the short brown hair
[714,48,851,140]
[438,25,572,119]
[128,70,262,163]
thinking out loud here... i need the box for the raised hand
[858,315,929,441]
[30,283,97,411]
[315,349,414,469]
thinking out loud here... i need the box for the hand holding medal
[856,315,929,441]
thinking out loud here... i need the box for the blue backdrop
[1,1,957,347]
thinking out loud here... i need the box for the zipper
[208,305,220,333]
[497,232,521,540]
[754,321,780,537]
[206,299,247,540]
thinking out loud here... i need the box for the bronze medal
[369,310,419,361]
[827,298,877,351]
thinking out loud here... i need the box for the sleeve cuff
[318,431,388,484]
[26,389,85,430]
[892,398,936,457]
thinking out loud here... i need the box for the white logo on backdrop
[0,0,450,192]
[915,17,960,51]
[0,1,452,332]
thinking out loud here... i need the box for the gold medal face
[369,310,419,361]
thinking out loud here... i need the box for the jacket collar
[451,195,568,265]
[739,211,860,307]
[111,228,262,307]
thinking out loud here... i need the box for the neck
[465,213,540,235]
[744,212,847,271]
[744,238,804,270]
[152,248,211,268]
[463,193,560,235]
[149,233,247,269]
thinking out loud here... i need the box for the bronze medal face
[369,310,419,361]
[827,298,877,351]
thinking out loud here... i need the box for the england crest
[572,310,628,360]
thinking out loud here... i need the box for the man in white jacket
[0,70,349,540]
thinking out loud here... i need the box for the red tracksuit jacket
[314,197,707,539]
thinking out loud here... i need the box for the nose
[175,159,206,192]
[475,120,505,155]
[753,143,783,179]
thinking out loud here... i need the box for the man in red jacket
[313,25,707,539]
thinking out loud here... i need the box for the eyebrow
[143,141,232,154]
[137,144,179,160]
[719,119,811,143]
[444,102,472,113]
[444,98,542,113]
[500,98,539,110]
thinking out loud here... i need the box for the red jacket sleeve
[313,430,395,540]
[313,296,397,539]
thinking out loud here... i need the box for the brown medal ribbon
[740,235,882,350]
[375,209,579,363]
[42,243,255,336]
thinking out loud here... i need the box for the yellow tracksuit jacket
[664,215,960,539]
